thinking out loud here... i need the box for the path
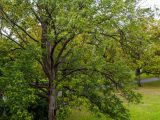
[140,77,160,83]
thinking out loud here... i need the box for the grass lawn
[66,108,111,120]
[66,81,160,120]
[129,81,160,120]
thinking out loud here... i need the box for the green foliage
[0,0,156,120]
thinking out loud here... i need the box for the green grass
[141,80,160,88]
[129,81,160,120]
[66,81,160,120]
[65,107,110,120]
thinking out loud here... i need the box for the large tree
[0,0,142,120]
[142,19,160,76]
[117,8,155,86]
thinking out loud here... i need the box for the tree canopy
[0,0,158,120]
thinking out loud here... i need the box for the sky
[139,0,160,9]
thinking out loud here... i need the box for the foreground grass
[129,81,160,120]
[66,108,110,120]
[66,81,160,120]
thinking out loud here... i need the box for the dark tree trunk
[135,68,142,87]
[48,85,57,120]
[41,21,58,120]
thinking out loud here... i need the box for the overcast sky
[139,0,160,9]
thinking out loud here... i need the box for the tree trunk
[48,86,57,120]
[135,68,142,87]
[41,17,58,120]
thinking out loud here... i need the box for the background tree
[117,8,155,86]
[0,0,146,120]
[142,19,160,76]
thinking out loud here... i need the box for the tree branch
[0,31,24,48]
[55,33,78,67]
[0,8,39,43]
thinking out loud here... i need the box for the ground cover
[66,81,160,120]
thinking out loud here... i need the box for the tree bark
[135,68,142,87]
[48,85,57,120]
[41,21,57,120]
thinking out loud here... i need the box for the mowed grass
[66,107,111,120]
[66,80,160,120]
[129,80,160,120]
